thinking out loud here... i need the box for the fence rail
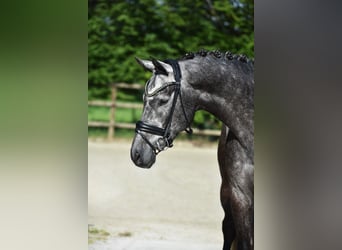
[88,83,221,139]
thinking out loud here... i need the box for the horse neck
[180,58,254,152]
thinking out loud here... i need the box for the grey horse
[130,50,254,250]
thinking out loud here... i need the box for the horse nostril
[134,151,141,161]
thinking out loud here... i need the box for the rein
[135,59,193,154]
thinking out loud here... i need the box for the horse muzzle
[130,137,156,168]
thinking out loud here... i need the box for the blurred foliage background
[88,0,254,135]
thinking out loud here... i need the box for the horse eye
[158,96,169,105]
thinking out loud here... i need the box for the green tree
[89,0,253,99]
[88,0,254,130]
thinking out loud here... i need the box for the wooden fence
[88,83,221,139]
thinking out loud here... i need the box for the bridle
[135,59,192,155]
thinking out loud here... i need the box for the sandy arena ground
[88,139,224,250]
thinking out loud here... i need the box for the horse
[130,49,254,250]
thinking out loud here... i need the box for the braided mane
[180,49,254,64]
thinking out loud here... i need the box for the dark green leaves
[88,0,254,100]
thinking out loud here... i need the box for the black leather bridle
[135,59,192,154]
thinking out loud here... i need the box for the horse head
[130,58,194,168]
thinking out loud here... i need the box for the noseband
[135,59,192,154]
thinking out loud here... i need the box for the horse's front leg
[229,159,254,250]
[218,126,236,250]
[221,182,236,250]
[218,127,254,250]
[221,179,253,250]
[231,181,253,250]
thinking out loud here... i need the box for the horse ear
[151,58,171,75]
[135,57,154,72]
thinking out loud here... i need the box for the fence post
[108,84,117,140]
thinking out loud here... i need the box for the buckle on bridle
[156,137,173,153]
